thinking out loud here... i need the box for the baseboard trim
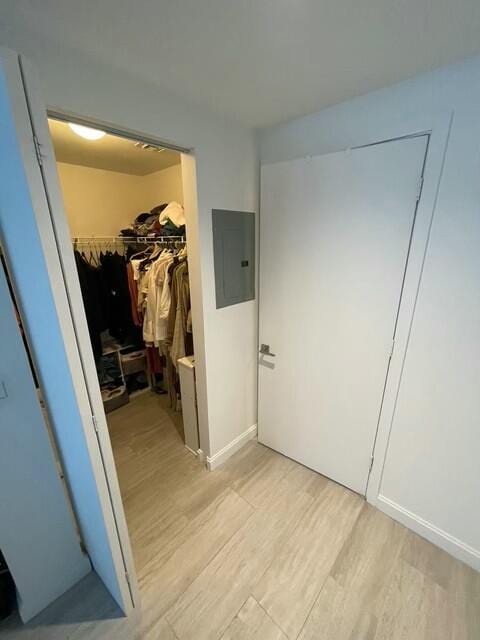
[206,424,257,471]
[377,494,480,571]
[184,444,198,457]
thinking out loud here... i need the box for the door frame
[37,111,202,607]
[0,47,205,613]
[362,115,452,507]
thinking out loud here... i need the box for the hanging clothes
[73,235,195,413]
[145,345,163,376]
[74,246,142,361]
[126,262,142,328]
[141,250,173,345]
[170,260,193,366]
[162,257,193,410]
[74,250,105,359]
[100,251,136,343]
[122,240,192,408]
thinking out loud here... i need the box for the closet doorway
[47,116,202,582]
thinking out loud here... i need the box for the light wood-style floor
[2,393,479,639]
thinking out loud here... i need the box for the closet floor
[2,397,479,639]
[107,391,189,578]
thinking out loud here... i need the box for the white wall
[57,161,183,236]
[0,26,258,459]
[260,55,480,568]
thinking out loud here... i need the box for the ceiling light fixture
[69,123,106,141]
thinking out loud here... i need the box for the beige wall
[57,161,183,237]
[142,164,184,208]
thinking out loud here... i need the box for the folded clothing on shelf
[119,202,186,238]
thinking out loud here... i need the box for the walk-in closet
[48,118,200,576]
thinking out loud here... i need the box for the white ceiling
[3,0,480,127]
[49,119,180,175]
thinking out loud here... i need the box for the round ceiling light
[69,123,106,140]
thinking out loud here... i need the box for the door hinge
[92,415,99,434]
[0,380,8,400]
[369,455,375,473]
[125,571,131,587]
[33,135,44,166]
[416,175,424,202]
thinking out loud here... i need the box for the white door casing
[258,136,428,494]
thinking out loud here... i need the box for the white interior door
[0,47,137,614]
[258,136,428,494]
[0,262,91,622]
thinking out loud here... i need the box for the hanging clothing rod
[73,236,186,243]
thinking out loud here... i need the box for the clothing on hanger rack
[74,250,105,359]
[129,240,192,408]
[73,235,192,408]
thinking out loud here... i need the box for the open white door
[0,262,90,622]
[0,48,137,613]
[258,136,428,495]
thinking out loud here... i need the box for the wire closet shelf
[73,235,186,244]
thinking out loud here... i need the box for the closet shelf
[73,235,186,243]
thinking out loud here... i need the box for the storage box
[102,385,129,413]
[120,349,147,376]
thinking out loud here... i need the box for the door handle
[259,344,276,357]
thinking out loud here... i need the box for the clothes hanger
[151,242,166,259]
[174,243,187,260]
[129,243,154,260]
[138,242,168,270]
[87,245,97,267]
[95,242,103,266]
